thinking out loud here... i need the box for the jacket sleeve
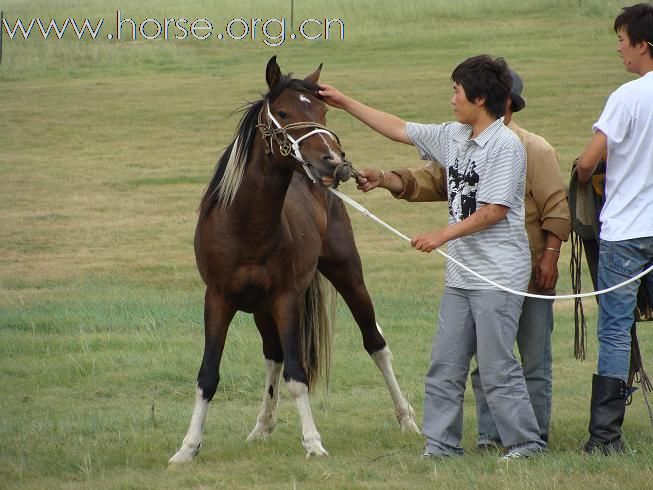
[529,144,572,241]
[389,162,447,202]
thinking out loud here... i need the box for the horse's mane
[199,74,321,221]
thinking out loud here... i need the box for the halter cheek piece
[257,101,355,185]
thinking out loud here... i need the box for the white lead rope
[329,188,653,300]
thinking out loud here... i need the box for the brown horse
[169,56,418,463]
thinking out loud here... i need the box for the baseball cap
[509,69,526,112]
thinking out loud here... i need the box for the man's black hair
[614,3,653,59]
[451,55,512,119]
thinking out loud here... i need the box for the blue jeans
[471,297,554,443]
[597,237,653,381]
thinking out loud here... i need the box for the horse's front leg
[319,260,420,434]
[169,290,235,464]
[273,294,329,457]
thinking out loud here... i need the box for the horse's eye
[278,111,288,119]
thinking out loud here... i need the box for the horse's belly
[225,258,313,313]
[227,285,267,313]
[225,266,276,313]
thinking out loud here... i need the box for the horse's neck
[230,142,294,237]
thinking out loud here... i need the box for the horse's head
[261,56,351,187]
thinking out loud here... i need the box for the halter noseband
[257,101,355,185]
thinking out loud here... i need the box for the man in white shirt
[577,2,653,454]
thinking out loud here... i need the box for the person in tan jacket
[356,69,571,447]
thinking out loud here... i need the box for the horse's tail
[299,272,336,392]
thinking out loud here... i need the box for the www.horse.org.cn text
[1,11,346,47]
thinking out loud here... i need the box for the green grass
[2,0,653,488]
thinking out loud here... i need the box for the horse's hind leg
[247,312,283,442]
[169,290,235,464]
[273,294,329,457]
[319,256,419,433]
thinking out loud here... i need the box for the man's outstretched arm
[318,83,411,144]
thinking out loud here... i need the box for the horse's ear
[304,63,323,85]
[266,56,281,89]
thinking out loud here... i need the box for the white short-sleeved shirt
[407,119,530,290]
[593,71,653,241]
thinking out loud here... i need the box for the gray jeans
[471,297,554,443]
[423,287,544,456]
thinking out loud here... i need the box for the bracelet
[380,169,387,186]
[544,247,560,254]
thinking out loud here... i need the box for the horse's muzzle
[332,160,355,186]
[335,165,352,183]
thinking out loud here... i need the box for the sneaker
[497,445,544,463]
[421,450,457,459]
[477,438,502,453]
[584,438,625,455]
[422,445,463,459]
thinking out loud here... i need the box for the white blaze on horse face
[375,321,384,335]
[299,94,311,104]
[318,133,341,165]
[168,386,210,464]
[370,347,420,433]
[247,360,283,441]
[286,379,329,457]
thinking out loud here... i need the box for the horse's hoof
[397,403,420,433]
[305,446,330,458]
[400,419,421,434]
[168,444,200,464]
[303,437,329,457]
[246,423,274,442]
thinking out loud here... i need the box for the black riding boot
[583,374,627,454]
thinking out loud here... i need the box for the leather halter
[257,101,354,185]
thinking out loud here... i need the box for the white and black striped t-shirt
[406,119,530,291]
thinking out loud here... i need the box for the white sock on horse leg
[286,379,329,457]
[169,386,210,464]
[247,359,283,441]
[371,344,420,433]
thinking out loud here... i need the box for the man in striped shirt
[356,69,571,449]
[319,55,546,460]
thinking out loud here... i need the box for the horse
[169,56,419,463]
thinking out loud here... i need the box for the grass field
[2,0,653,488]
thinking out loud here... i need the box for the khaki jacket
[391,120,571,293]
